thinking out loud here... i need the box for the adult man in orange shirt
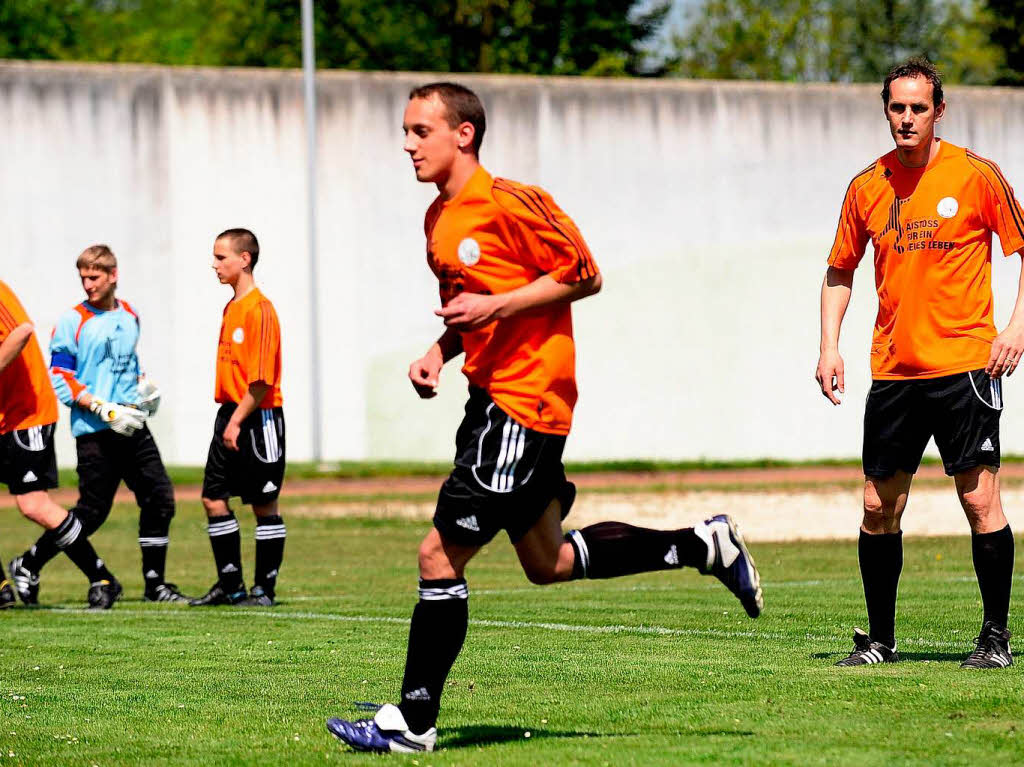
[326,82,763,754]
[817,58,1024,668]
[0,280,122,609]
[190,229,286,608]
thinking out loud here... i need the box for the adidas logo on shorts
[981,438,995,452]
[21,470,37,483]
[456,515,480,532]
[262,481,278,493]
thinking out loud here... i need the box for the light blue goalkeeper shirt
[49,300,143,437]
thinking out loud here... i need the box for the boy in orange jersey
[817,59,1023,669]
[0,280,122,609]
[326,83,763,754]
[190,229,286,608]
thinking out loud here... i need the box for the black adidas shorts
[864,369,1003,478]
[202,403,285,506]
[434,387,576,547]
[0,423,59,495]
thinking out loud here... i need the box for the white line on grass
[39,607,971,649]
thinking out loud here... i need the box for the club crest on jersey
[937,197,959,218]
[232,327,245,343]
[458,237,481,266]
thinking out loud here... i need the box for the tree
[669,0,1002,85]
[986,0,1024,84]
[0,0,670,76]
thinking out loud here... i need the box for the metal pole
[301,0,323,464]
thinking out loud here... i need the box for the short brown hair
[409,82,486,155]
[216,228,260,269]
[77,244,117,273]
[882,57,944,107]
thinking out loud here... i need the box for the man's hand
[223,420,242,451]
[435,292,503,331]
[987,322,1024,378]
[136,376,161,415]
[88,398,146,436]
[409,346,444,399]
[815,349,845,405]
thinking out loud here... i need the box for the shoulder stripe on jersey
[828,161,878,264]
[73,303,97,344]
[966,151,1024,240]
[119,299,140,326]
[493,179,595,280]
[0,302,18,332]
[524,187,597,280]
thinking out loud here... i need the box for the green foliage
[671,0,1003,84]
[0,0,669,75]
[986,0,1024,84]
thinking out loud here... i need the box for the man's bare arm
[0,323,34,374]
[987,253,1024,378]
[409,327,463,399]
[436,273,602,331]
[816,266,854,405]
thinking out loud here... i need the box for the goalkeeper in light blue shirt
[8,245,189,605]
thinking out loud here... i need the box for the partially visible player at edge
[326,82,763,754]
[0,280,122,609]
[190,229,286,608]
[9,245,189,606]
[816,58,1022,668]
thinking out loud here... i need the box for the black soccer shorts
[863,368,1003,478]
[202,403,285,506]
[0,422,59,495]
[433,387,576,547]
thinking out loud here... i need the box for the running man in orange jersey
[190,229,286,609]
[816,58,1024,669]
[326,82,763,755]
[0,280,122,609]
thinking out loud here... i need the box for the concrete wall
[3,61,1024,465]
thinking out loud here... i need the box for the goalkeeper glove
[136,376,161,416]
[88,398,146,436]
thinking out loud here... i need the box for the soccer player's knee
[201,497,227,517]
[417,536,451,580]
[861,486,898,531]
[960,485,995,524]
[15,493,47,523]
[522,560,560,586]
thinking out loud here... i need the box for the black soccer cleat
[835,627,898,666]
[0,580,16,609]
[8,556,39,606]
[235,585,274,607]
[695,514,764,618]
[189,582,247,607]
[87,578,123,610]
[144,583,191,604]
[961,621,1013,669]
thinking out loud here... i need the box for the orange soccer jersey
[214,287,283,408]
[0,280,58,433]
[425,166,599,435]
[829,140,1024,379]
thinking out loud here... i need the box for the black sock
[139,534,169,591]
[398,578,469,734]
[565,522,708,579]
[972,524,1014,628]
[206,513,243,591]
[254,515,286,598]
[54,513,114,583]
[19,535,60,574]
[859,530,903,649]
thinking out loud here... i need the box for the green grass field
[1,500,1021,766]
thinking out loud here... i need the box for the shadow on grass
[811,651,966,663]
[441,725,753,749]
